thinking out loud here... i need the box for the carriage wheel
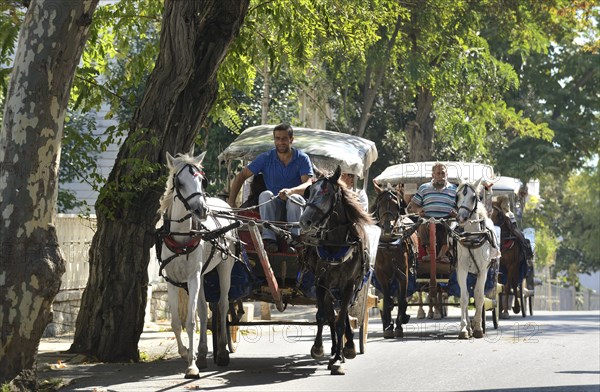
[209,302,219,364]
[528,295,534,316]
[359,308,369,354]
[519,281,526,318]
[227,301,241,353]
[492,291,500,329]
[480,304,486,334]
[350,276,372,354]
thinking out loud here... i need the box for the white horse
[454,178,499,339]
[157,151,237,378]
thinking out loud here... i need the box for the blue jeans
[258,190,304,240]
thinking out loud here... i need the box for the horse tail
[178,288,189,326]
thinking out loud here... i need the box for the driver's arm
[279,174,312,198]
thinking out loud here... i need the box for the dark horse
[490,201,533,319]
[372,185,419,338]
[299,166,375,375]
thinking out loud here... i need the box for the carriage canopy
[490,176,522,196]
[374,161,496,192]
[218,125,378,178]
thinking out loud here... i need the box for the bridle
[172,163,208,215]
[456,183,479,218]
[304,177,342,230]
[374,189,403,225]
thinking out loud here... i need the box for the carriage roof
[490,176,522,196]
[218,125,378,178]
[373,161,496,186]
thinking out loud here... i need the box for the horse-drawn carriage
[372,161,502,336]
[216,125,381,374]
[489,176,535,318]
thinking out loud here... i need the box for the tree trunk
[70,0,249,362]
[0,0,98,387]
[406,87,435,161]
[261,58,270,124]
[356,15,402,138]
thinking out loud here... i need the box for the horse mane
[158,153,202,215]
[339,185,374,228]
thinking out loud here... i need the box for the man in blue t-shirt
[228,123,313,252]
[407,162,457,262]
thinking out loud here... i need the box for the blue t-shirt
[247,148,313,194]
[412,181,457,218]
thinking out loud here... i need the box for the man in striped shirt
[407,162,457,262]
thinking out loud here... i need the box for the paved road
[38,308,600,391]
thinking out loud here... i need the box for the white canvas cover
[218,125,378,177]
[374,161,496,186]
[490,176,522,196]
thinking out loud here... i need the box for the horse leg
[215,260,233,367]
[472,270,487,338]
[167,285,188,360]
[511,259,521,314]
[330,286,353,375]
[342,312,356,359]
[395,270,409,338]
[456,267,471,339]
[381,284,395,339]
[311,286,326,360]
[195,288,208,370]
[184,275,201,379]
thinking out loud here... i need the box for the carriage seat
[237,209,299,255]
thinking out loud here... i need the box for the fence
[532,281,600,311]
[45,214,167,337]
[47,215,600,336]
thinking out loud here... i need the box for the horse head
[455,177,484,225]
[374,185,405,238]
[299,166,342,233]
[166,151,209,220]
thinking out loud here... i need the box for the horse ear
[332,166,342,183]
[166,152,175,168]
[195,151,207,165]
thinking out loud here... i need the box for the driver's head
[431,162,448,187]
[273,123,294,153]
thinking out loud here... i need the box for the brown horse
[491,202,532,319]
[372,186,419,338]
[299,166,375,375]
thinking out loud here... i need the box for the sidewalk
[36,304,319,391]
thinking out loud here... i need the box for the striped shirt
[412,181,457,218]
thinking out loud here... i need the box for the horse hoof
[383,329,395,339]
[216,352,230,367]
[196,356,208,370]
[433,313,442,320]
[330,363,345,375]
[417,310,425,319]
[458,331,470,340]
[427,311,434,319]
[500,312,510,320]
[311,345,324,360]
[513,305,521,314]
[473,329,484,339]
[394,329,404,338]
[402,314,411,324]
[185,366,200,379]
[343,346,357,359]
